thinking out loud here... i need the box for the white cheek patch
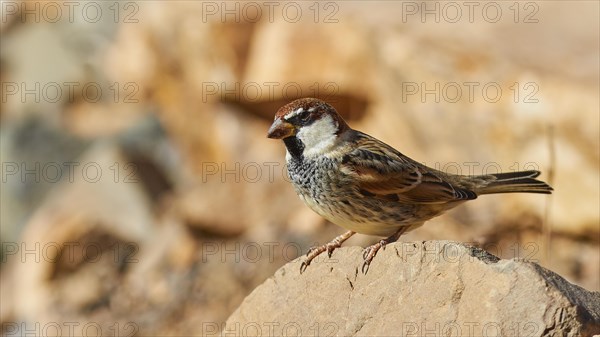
[284,107,304,121]
[297,115,338,158]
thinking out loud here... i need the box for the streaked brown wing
[339,133,477,204]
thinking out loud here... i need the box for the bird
[267,98,553,273]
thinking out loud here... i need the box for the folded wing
[339,134,477,204]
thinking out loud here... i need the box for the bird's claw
[361,239,387,274]
[361,249,376,274]
[361,260,370,274]
[300,260,310,273]
[326,243,338,258]
[300,245,326,273]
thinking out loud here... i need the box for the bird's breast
[286,157,338,198]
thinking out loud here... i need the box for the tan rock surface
[226,241,600,337]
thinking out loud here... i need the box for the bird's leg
[362,226,411,273]
[300,231,356,273]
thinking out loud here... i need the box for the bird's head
[267,98,349,159]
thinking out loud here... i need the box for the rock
[0,116,89,251]
[4,141,158,322]
[225,241,600,337]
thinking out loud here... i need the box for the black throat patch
[283,136,304,161]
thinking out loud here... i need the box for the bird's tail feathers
[475,170,553,195]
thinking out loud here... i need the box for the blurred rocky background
[0,1,598,336]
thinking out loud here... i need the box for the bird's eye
[300,112,311,123]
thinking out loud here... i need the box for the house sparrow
[267,98,553,273]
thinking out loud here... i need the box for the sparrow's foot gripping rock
[300,230,355,273]
[362,227,410,273]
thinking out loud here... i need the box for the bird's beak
[267,118,296,139]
